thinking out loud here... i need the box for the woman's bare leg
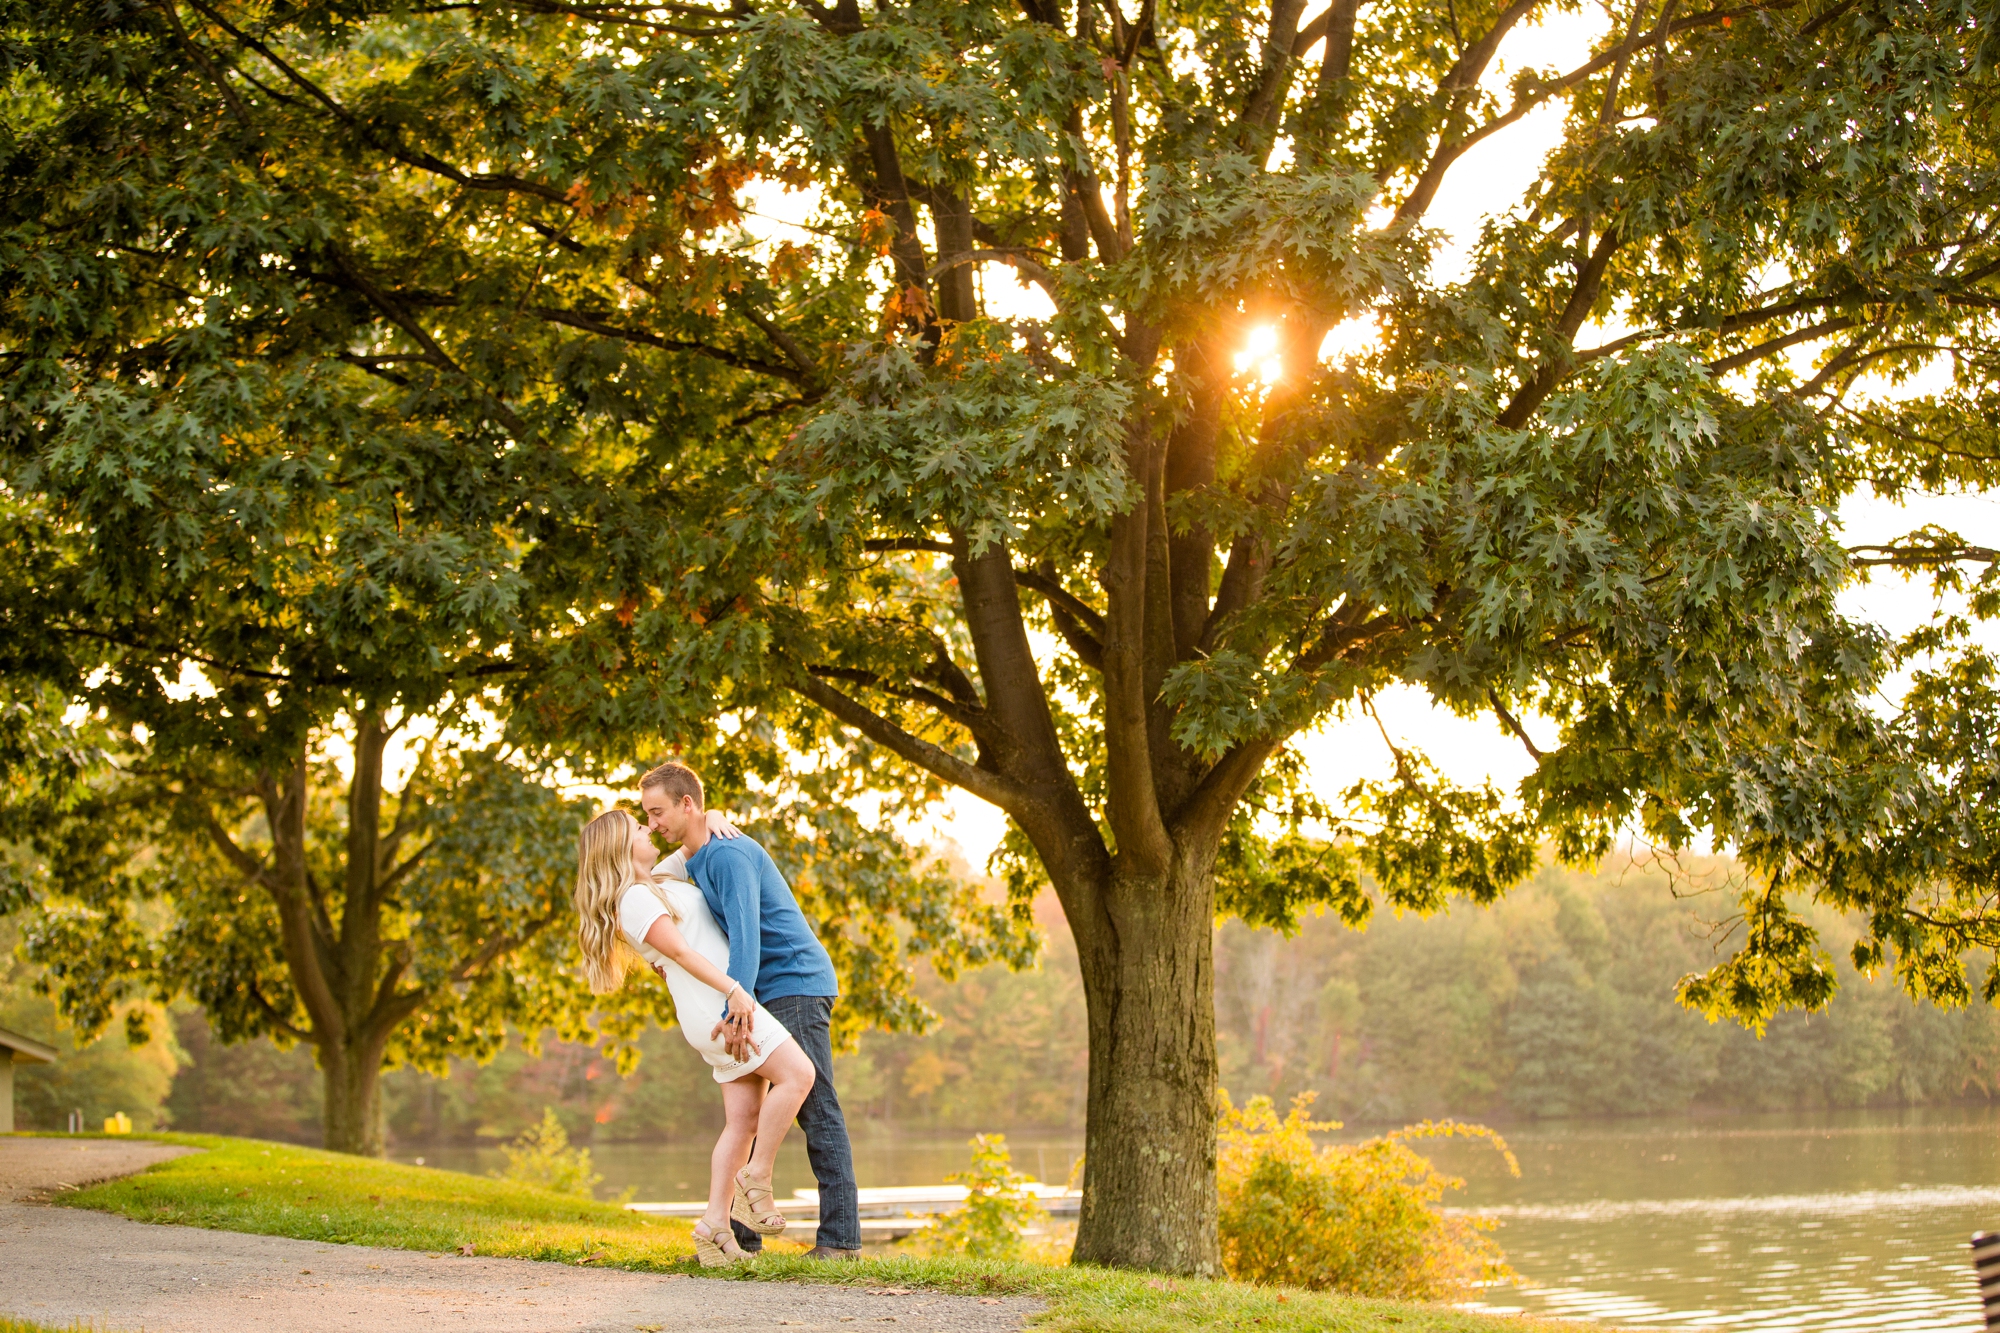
[741,1041,815,1188]
[703,1077,764,1237]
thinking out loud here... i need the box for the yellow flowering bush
[1216,1091,1516,1299]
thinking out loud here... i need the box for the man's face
[641,787,699,843]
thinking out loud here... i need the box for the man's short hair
[640,759,704,808]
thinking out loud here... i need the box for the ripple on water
[1456,1185,1988,1331]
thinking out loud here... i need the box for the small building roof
[0,1025,57,1064]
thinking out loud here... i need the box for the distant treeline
[1215,859,1999,1122]
[7,859,1995,1144]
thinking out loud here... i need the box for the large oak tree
[7,0,2000,1269]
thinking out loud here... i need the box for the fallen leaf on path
[577,1250,611,1265]
[866,1288,913,1296]
[458,1244,476,1256]
[978,1299,1001,1305]
[299,1270,311,1276]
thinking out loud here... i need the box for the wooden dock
[626,1182,1082,1244]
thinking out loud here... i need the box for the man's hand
[712,1011,758,1062]
[705,809,744,840]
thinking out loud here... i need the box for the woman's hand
[714,983,758,1060]
[644,913,762,1059]
[705,809,743,840]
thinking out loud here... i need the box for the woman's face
[627,818,658,875]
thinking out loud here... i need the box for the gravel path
[0,1140,1042,1333]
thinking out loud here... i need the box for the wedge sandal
[692,1219,747,1267]
[732,1168,788,1235]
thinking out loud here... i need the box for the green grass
[53,1134,1587,1333]
[59,1132,703,1268]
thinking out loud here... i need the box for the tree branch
[153,0,249,122]
[1706,317,1859,376]
[1098,432,1177,873]
[244,981,312,1044]
[1391,2,1796,230]
[198,807,277,890]
[1572,290,1859,362]
[1497,223,1625,428]
[791,673,1033,814]
[503,0,743,34]
[180,0,574,203]
[55,622,311,684]
[1048,601,1107,672]
[805,664,995,737]
[1488,689,1547,761]
[1013,566,1108,641]
[928,249,1064,305]
[1388,0,1542,226]
[1240,0,1311,134]
[1313,0,1364,90]
[531,307,807,383]
[728,295,821,380]
[376,840,433,898]
[1848,541,2000,569]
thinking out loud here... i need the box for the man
[640,759,861,1260]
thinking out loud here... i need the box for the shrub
[907,1133,1044,1260]
[493,1108,604,1199]
[1216,1091,1516,1300]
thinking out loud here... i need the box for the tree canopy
[5,0,1999,1269]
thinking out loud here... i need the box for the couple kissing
[572,760,860,1265]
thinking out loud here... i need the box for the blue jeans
[732,994,859,1252]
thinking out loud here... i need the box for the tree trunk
[1070,850,1221,1274]
[320,1037,386,1156]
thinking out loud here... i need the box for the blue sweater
[685,835,839,1007]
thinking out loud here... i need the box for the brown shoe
[803,1246,861,1261]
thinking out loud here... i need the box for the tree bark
[1070,845,1221,1274]
[248,716,406,1157]
[320,1032,388,1155]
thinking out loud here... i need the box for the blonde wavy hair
[573,808,678,995]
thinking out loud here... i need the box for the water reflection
[1426,1106,1995,1331]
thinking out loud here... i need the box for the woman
[574,809,815,1265]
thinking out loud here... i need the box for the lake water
[401,1129,1083,1206]
[398,1106,1995,1330]
[1429,1105,1996,1331]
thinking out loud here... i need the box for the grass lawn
[52,1133,1586,1333]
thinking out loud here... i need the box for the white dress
[618,851,791,1083]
